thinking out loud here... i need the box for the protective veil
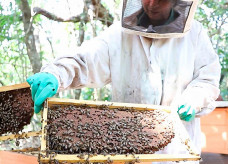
[122,0,198,38]
[41,1,221,163]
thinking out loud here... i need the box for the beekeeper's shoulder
[188,20,206,39]
[97,21,122,42]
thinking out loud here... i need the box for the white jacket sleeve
[180,25,221,117]
[40,29,112,91]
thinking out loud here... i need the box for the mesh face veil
[122,0,198,38]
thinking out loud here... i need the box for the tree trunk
[18,0,42,74]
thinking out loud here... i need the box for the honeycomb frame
[40,98,200,163]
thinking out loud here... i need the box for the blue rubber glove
[26,72,58,113]
[177,104,196,122]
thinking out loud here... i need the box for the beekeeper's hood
[122,0,198,38]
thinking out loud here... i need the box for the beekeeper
[27,0,221,163]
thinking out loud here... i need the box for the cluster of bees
[0,88,33,135]
[45,104,175,157]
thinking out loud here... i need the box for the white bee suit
[41,20,220,164]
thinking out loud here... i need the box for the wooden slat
[0,82,30,92]
[0,131,41,141]
[40,108,48,153]
[47,98,171,113]
[40,154,200,163]
[11,147,40,153]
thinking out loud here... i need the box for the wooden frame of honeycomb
[0,82,36,137]
[40,98,200,163]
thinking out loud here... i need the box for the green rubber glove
[177,104,196,122]
[26,72,58,113]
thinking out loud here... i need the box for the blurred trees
[195,0,228,100]
[19,0,42,73]
[0,1,30,84]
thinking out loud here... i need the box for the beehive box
[0,83,34,135]
[40,98,200,163]
[201,101,228,154]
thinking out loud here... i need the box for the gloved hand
[177,104,196,122]
[26,72,58,113]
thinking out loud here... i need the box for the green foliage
[0,1,32,85]
[195,0,228,100]
[99,86,112,101]
[81,88,94,100]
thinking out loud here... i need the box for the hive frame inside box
[40,98,200,163]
